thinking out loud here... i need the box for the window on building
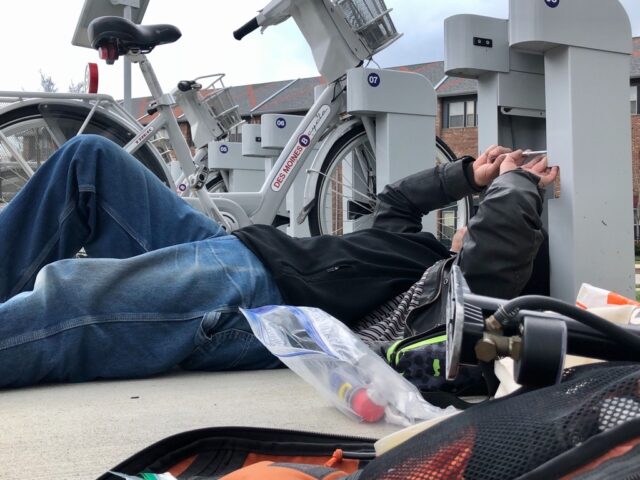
[444,97,478,128]
[448,102,465,128]
[632,85,638,115]
[466,100,476,127]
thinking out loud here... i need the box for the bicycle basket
[334,0,401,55]
[201,74,243,132]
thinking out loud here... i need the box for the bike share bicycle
[0,0,471,244]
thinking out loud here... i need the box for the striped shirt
[354,267,430,345]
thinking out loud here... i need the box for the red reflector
[85,63,99,94]
[98,43,118,65]
[98,46,110,60]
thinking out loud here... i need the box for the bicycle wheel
[206,172,227,193]
[308,125,471,248]
[0,102,168,208]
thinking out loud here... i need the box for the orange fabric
[560,437,640,479]
[220,461,349,480]
[398,427,475,480]
[242,453,360,473]
[607,291,640,306]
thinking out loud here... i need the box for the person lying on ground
[0,135,557,388]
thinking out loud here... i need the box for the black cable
[331,78,347,103]
[493,295,640,354]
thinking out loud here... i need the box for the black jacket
[233,159,545,328]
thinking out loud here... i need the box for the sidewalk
[0,370,401,479]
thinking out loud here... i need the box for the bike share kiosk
[444,0,635,301]
[246,0,441,235]
[209,141,264,191]
[345,67,440,233]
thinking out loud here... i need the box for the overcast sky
[2,0,639,99]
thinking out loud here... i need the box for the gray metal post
[123,5,133,114]
[545,46,635,299]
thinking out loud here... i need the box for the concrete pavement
[0,370,401,479]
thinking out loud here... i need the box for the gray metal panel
[209,141,264,170]
[509,50,545,75]
[545,47,634,300]
[509,0,632,55]
[444,15,509,79]
[346,68,437,116]
[242,124,274,158]
[261,114,304,149]
[497,71,546,111]
[72,0,151,48]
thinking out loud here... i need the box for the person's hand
[498,149,525,175]
[472,145,513,187]
[450,226,467,253]
[521,156,559,188]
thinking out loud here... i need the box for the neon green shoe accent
[393,335,447,365]
[386,339,403,363]
[433,358,441,377]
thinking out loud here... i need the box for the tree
[38,70,87,93]
[68,80,86,94]
[39,70,58,93]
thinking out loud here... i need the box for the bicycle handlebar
[234,17,260,40]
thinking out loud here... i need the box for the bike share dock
[1,0,638,477]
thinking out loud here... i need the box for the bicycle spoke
[327,162,373,199]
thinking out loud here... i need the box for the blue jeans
[0,135,283,388]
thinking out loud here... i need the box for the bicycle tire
[308,125,472,248]
[0,102,169,208]
[206,172,227,193]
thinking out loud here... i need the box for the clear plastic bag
[241,305,457,426]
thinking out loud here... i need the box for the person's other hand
[473,145,513,187]
[450,226,467,253]
[522,156,559,188]
[498,149,525,175]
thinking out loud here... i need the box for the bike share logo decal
[219,144,229,154]
[178,184,187,192]
[298,135,311,147]
[276,117,287,129]
[272,105,332,192]
[545,0,559,8]
[368,73,381,87]
[134,126,155,146]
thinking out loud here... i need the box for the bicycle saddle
[88,16,181,57]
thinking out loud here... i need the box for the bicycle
[0,67,242,227]
[0,0,470,244]
[223,0,471,241]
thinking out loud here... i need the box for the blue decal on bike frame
[545,0,559,8]
[368,73,381,87]
[276,117,287,129]
[299,135,311,147]
[219,145,229,154]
